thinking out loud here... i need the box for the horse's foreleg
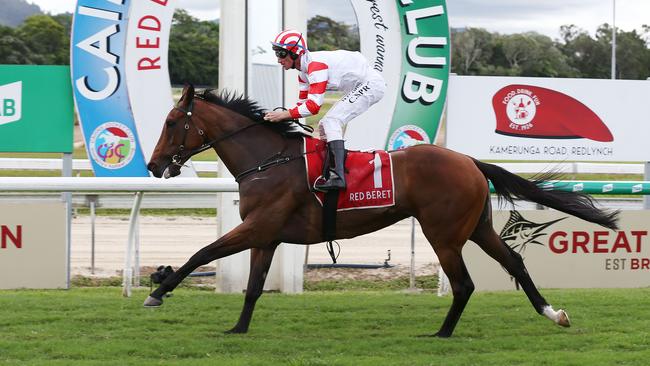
[144,223,256,305]
[226,244,279,334]
[433,248,475,338]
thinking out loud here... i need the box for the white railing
[0,177,238,297]
[0,177,237,191]
[0,158,219,173]
[0,158,645,175]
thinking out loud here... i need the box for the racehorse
[145,85,619,337]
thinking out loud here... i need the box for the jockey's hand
[264,110,291,122]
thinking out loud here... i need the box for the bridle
[168,96,260,168]
[166,93,315,183]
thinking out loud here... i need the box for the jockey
[264,29,386,191]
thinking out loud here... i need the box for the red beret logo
[493,84,613,142]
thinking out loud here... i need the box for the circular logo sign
[388,125,430,150]
[506,93,537,126]
[89,122,137,169]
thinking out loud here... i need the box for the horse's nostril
[147,162,162,178]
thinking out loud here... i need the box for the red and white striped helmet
[271,29,307,56]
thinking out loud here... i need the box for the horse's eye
[166,120,176,128]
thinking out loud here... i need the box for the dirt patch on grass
[304,263,438,282]
[71,263,440,291]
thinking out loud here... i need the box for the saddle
[303,137,395,262]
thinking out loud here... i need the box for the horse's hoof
[433,331,451,338]
[416,331,451,338]
[224,327,248,334]
[416,332,449,338]
[143,295,163,307]
[557,309,571,327]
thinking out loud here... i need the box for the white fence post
[122,191,143,297]
[643,162,650,210]
[437,266,450,296]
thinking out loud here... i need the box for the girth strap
[322,190,339,263]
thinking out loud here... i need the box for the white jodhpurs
[318,69,386,141]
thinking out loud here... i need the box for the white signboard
[0,203,67,289]
[462,210,650,291]
[447,75,650,162]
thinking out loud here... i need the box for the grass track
[0,288,649,365]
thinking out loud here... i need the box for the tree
[168,9,219,86]
[501,33,539,71]
[307,15,359,51]
[516,32,576,77]
[559,25,610,78]
[609,28,649,79]
[0,25,34,64]
[17,15,67,64]
[451,28,493,74]
[558,23,650,79]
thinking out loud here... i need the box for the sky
[27,0,650,40]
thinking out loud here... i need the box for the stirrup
[314,172,346,191]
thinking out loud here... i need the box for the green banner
[0,65,73,153]
[386,0,449,150]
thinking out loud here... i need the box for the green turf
[0,287,648,365]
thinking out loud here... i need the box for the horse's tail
[472,159,619,230]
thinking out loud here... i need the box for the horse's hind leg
[417,206,481,337]
[227,244,279,334]
[432,246,475,337]
[469,203,570,327]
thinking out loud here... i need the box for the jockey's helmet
[271,30,307,59]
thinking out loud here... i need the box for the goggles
[273,46,290,59]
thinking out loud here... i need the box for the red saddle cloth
[303,137,395,211]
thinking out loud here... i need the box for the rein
[170,96,317,180]
[170,97,261,168]
[235,152,301,183]
[233,107,316,182]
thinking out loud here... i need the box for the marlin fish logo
[499,210,566,254]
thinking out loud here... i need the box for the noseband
[169,96,260,168]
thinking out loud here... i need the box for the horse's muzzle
[147,161,164,178]
[148,160,182,179]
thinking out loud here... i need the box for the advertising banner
[462,210,650,291]
[125,0,195,177]
[346,0,449,151]
[0,65,73,153]
[447,76,650,161]
[125,0,176,164]
[71,0,149,176]
[0,203,67,289]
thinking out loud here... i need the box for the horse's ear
[179,83,195,106]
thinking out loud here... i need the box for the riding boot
[315,140,347,191]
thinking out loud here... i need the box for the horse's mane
[197,89,307,136]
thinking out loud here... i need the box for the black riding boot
[315,140,347,191]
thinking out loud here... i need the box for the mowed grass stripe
[0,288,648,365]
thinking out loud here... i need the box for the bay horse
[145,85,619,337]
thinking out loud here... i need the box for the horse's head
[148,84,208,178]
[149,86,306,179]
